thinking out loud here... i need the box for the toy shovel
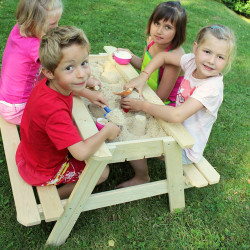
[112,88,133,97]
[103,106,111,118]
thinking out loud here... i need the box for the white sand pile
[84,58,166,142]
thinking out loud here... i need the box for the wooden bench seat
[0,116,63,226]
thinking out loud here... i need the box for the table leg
[46,157,111,246]
[163,138,185,211]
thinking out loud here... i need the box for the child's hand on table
[89,91,108,108]
[121,97,145,112]
[102,122,120,140]
[124,72,148,97]
[86,77,101,90]
[81,88,108,108]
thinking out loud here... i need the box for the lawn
[0,0,249,249]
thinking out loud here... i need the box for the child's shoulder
[11,24,40,46]
[171,46,185,56]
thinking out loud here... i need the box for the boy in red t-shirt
[16,26,120,199]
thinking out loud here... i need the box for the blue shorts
[182,150,193,165]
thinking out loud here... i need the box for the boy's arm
[68,123,120,161]
[72,88,108,108]
[121,96,203,123]
[86,77,101,90]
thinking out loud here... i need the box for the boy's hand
[84,89,108,108]
[103,122,120,140]
[124,73,148,97]
[86,77,101,90]
[121,97,144,112]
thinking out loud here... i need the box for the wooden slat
[183,164,208,188]
[107,137,173,163]
[0,116,41,226]
[89,54,108,62]
[194,157,220,184]
[163,138,185,211]
[103,45,194,149]
[38,180,195,219]
[36,186,64,222]
[72,96,111,160]
[46,153,113,246]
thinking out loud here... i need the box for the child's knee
[103,165,110,181]
[98,165,110,184]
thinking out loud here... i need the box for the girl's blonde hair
[16,0,63,38]
[39,26,90,73]
[146,1,187,50]
[195,24,236,74]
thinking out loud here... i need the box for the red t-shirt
[16,78,82,185]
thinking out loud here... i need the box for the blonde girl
[119,24,236,188]
[0,0,63,125]
[117,1,187,106]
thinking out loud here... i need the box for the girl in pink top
[0,0,63,125]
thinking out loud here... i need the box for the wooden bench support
[194,157,220,184]
[163,138,185,211]
[183,164,208,188]
[0,116,41,226]
[36,186,63,222]
[46,150,114,246]
[0,116,64,226]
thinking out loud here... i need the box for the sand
[84,57,166,142]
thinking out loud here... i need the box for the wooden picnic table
[0,46,220,246]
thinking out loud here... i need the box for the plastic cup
[113,51,132,65]
[96,118,108,130]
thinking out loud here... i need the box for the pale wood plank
[194,157,220,184]
[0,116,41,226]
[36,185,64,222]
[107,137,172,163]
[158,121,194,149]
[72,96,112,160]
[81,181,168,211]
[163,138,185,211]
[103,46,194,149]
[46,147,114,246]
[183,164,208,188]
[89,54,108,62]
[38,180,195,219]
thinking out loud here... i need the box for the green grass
[0,0,249,249]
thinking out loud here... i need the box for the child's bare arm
[143,51,182,74]
[86,77,101,90]
[156,64,181,102]
[121,97,203,123]
[68,122,120,161]
[156,47,184,102]
[72,88,108,108]
[124,52,183,97]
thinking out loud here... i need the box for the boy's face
[49,44,90,96]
